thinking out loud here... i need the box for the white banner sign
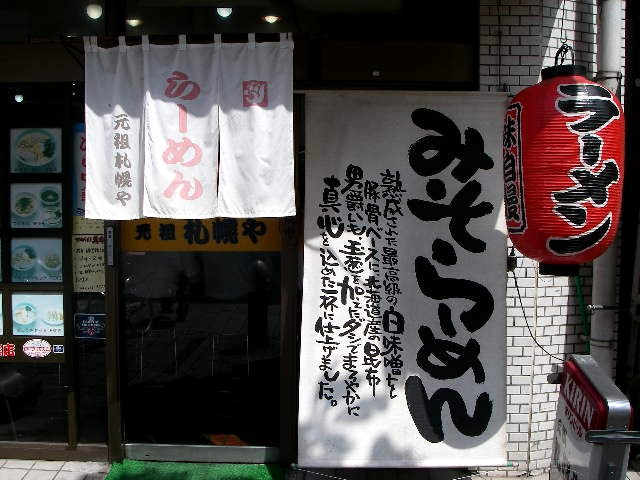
[299,92,508,467]
[84,34,294,220]
[217,34,295,217]
[85,38,144,220]
[142,38,220,218]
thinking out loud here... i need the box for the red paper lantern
[503,64,624,265]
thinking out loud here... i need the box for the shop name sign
[299,92,507,468]
[120,218,281,252]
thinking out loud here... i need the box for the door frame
[103,216,301,463]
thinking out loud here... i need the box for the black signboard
[74,313,106,339]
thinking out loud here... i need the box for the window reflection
[0,364,66,442]
[121,251,281,446]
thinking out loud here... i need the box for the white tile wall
[478,0,624,476]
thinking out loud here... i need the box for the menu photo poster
[300,91,508,468]
[12,293,64,337]
[10,128,62,173]
[11,183,62,229]
[11,238,62,283]
[6,293,66,362]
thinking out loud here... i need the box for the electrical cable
[60,37,84,70]
[510,270,566,363]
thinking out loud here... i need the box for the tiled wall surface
[479,0,624,475]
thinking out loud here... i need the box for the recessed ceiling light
[126,18,143,27]
[216,7,233,18]
[86,3,103,20]
[14,94,24,103]
[263,15,280,24]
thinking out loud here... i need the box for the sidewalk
[0,459,109,480]
[0,460,637,480]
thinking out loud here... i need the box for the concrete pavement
[0,460,638,480]
[0,459,109,480]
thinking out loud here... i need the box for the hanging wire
[496,0,502,91]
[511,270,566,362]
[554,0,575,66]
[559,0,568,45]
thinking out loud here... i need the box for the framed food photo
[10,184,62,228]
[12,293,64,337]
[11,238,62,283]
[10,128,62,173]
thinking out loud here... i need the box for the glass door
[118,219,283,461]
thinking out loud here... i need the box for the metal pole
[591,0,623,375]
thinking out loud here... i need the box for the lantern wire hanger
[554,42,574,67]
[554,0,574,67]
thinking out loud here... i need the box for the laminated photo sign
[299,92,508,467]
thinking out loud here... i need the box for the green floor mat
[105,460,285,480]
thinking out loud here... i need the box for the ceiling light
[86,3,103,20]
[263,15,280,24]
[126,18,143,27]
[14,94,24,103]
[216,7,233,18]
